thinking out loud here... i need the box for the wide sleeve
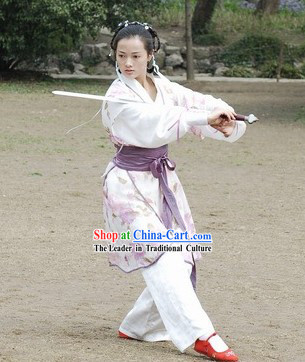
[170,81,235,112]
[198,121,247,143]
[170,81,246,142]
[101,81,211,148]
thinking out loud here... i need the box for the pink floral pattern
[100,75,245,273]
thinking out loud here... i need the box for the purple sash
[113,144,186,231]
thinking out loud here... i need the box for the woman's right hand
[207,109,236,127]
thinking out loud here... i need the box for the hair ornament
[110,20,167,80]
[114,20,154,35]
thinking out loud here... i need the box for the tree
[185,0,194,80]
[99,0,161,32]
[0,0,161,71]
[191,0,218,37]
[255,0,280,15]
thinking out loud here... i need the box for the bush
[258,60,278,77]
[294,43,305,59]
[284,65,304,78]
[259,60,304,78]
[301,62,305,76]
[280,63,304,78]
[0,0,105,70]
[193,32,226,46]
[218,34,288,67]
[0,0,161,71]
[223,66,256,77]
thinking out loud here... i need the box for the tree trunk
[0,58,20,71]
[255,0,280,15]
[192,0,218,36]
[185,0,194,80]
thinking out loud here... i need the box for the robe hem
[109,252,197,274]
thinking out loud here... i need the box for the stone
[183,59,198,70]
[73,63,85,72]
[155,49,166,69]
[47,55,60,68]
[173,67,185,76]
[81,44,95,60]
[197,59,213,73]
[94,43,109,61]
[81,43,109,63]
[92,61,115,75]
[17,60,45,72]
[103,67,116,76]
[165,45,181,56]
[180,46,186,56]
[165,66,174,76]
[74,70,87,75]
[61,68,72,74]
[208,46,223,56]
[47,67,60,74]
[159,38,168,47]
[193,47,210,59]
[69,52,81,63]
[213,62,225,69]
[165,53,183,67]
[100,27,112,36]
[36,63,47,71]
[214,66,230,76]
[15,61,29,71]
[181,46,210,59]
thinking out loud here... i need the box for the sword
[52,90,259,124]
[234,113,258,124]
[52,90,143,104]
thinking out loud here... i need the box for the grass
[0,132,43,151]
[213,8,305,46]
[153,0,305,46]
[0,131,76,154]
[0,79,110,95]
[295,106,305,123]
[152,0,191,27]
[0,79,112,155]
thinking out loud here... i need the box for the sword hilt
[235,113,258,124]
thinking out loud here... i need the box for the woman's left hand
[212,119,236,138]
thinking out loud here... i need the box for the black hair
[110,20,161,74]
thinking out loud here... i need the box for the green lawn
[0,79,111,95]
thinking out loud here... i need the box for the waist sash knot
[113,144,186,231]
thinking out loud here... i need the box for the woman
[101,20,246,361]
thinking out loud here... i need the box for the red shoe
[118,330,135,340]
[194,332,239,361]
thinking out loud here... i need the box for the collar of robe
[117,71,159,104]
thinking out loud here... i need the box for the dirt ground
[1,80,305,362]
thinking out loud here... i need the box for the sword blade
[52,91,142,104]
[52,91,258,124]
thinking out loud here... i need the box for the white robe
[101,72,246,273]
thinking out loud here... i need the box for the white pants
[119,252,215,352]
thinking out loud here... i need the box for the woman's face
[116,36,152,80]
